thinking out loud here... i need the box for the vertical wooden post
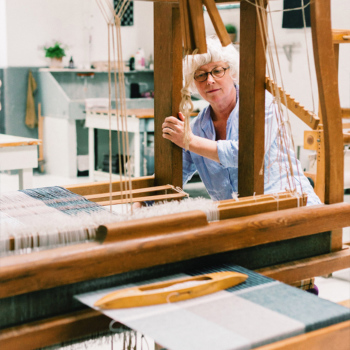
[310,0,343,251]
[238,0,266,197]
[314,127,325,203]
[154,3,183,188]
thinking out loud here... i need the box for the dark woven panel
[21,186,105,215]
[114,1,134,26]
[283,0,311,29]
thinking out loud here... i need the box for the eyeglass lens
[194,67,228,82]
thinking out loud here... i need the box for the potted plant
[44,42,66,68]
[225,24,237,43]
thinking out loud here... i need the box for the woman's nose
[206,74,215,84]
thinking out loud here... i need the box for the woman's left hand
[162,112,191,148]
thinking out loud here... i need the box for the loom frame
[1,0,350,349]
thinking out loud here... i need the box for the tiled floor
[1,171,349,349]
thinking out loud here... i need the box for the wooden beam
[314,128,326,203]
[238,0,266,196]
[338,299,350,308]
[219,196,306,220]
[332,29,350,43]
[188,0,207,53]
[179,0,195,51]
[84,185,182,201]
[257,247,350,284]
[65,176,155,196]
[310,0,344,205]
[2,202,350,299]
[154,2,183,188]
[97,192,188,205]
[202,0,231,47]
[342,108,350,118]
[0,309,112,350]
[2,307,349,350]
[255,321,350,350]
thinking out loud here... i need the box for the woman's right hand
[162,112,191,148]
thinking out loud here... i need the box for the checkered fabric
[114,0,134,26]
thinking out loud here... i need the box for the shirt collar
[200,84,239,138]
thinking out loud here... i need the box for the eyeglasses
[194,66,230,82]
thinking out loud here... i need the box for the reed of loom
[1,1,350,350]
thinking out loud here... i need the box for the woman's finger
[178,112,185,121]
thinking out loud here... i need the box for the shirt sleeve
[182,148,197,186]
[217,140,239,168]
[217,91,277,169]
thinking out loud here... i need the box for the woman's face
[193,61,235,105]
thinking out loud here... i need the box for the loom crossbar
[218,196,306,220]
[1,202,350,299]
[1,251,350,350]
[84,185,176,200]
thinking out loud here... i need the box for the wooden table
[0,134,41,190]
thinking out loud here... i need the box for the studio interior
[0,0,349,349]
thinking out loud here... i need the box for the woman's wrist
[188,135,220,163]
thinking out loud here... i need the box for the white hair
[183,35,239,94]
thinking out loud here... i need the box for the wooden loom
[1,0,350,349]
[304,29,350,203]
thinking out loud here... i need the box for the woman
[162,36,320,205]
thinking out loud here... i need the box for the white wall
[223,0,349,150]
[4,0,154,68]
[3,0,348,147]
[203,1,349,169]
[0,0,8,67]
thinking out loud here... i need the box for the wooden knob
[307,134,315,145]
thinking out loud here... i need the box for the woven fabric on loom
[77,265,350,350]
[0,186,116,254]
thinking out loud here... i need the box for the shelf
[39,68,153,73]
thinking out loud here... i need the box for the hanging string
[95,0,134,214]
[107,22,113,212]
[254,0,296,193]
[247,0,312,196]
[111,16,125,206]
[180,50,197,150]
[115,13,134,212]
[301,0,316,114]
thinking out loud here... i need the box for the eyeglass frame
[193,66,230,82]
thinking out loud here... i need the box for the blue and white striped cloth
[77,264,349,350]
